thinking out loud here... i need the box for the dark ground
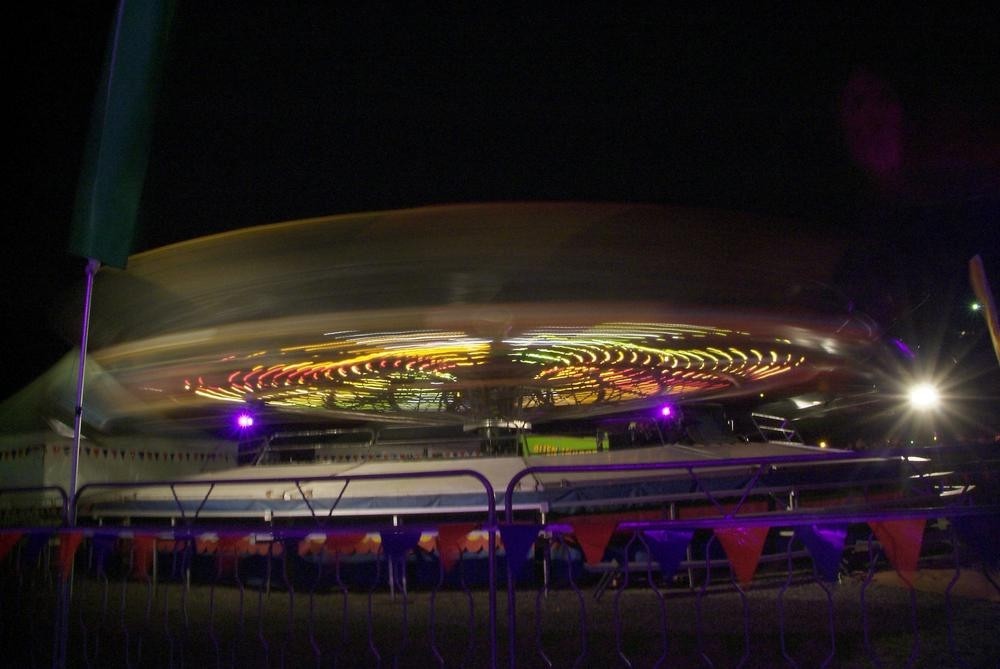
[4,566,999,667]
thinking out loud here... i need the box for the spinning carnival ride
[0,203,930,520]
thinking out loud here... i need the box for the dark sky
[5,4,999,402]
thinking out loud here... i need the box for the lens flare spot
[908,383,940,410]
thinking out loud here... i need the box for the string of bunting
[0,446,233,463]
[1,510,983,588]
[542,505,930,588]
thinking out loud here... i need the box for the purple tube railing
[1,446,999,667]
[500,451,999,668]
[0,485,70,525]
[75,467,499,668]
[2,511,998,667]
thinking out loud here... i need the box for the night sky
[6,5,999,412]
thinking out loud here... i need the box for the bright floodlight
[908,383,940,410]
[659,404,673,417]
[236,412,255,428]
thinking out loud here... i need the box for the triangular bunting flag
[794,524,847,582]
[714,526,769,586]
[24,531,53,564]
[499,524,541,581]
[642,529,693,579]
[436,522,478,572]
[379,528,423,561]
[0,532,23,560]
[216,533,252,555]
[57,532,85,581]
[295,536,321,557]
[869,518,925,578]
[0,532,23,561]
[131,535,157,579]
[282,534,308,559]
[567,515,620,565]
[91,533,119,575]
[953,515,1000,569]
[215,534,251,576]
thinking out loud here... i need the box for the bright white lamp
[908,382,940,410]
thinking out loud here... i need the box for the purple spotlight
[659,404,673,418]
[236,412,254,429]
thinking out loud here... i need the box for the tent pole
[68,257,101,526]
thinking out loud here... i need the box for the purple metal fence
[1,452,999,667]
[498,453,1000,668]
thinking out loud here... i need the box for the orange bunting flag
[714,526,769,586]
[868,518,925,580]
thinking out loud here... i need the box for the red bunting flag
[0,532,23,561]
[131,535,158,579]
[567,515,621,565]
[215,534,251,554]
[436,523,478,572]
[322,533,366,556]
[57,532,85,581]
[714,526,769,586]
[868,518,925,579]
[214,534,251,576]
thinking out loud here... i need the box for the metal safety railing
[501,506,1000,668]
[0,485,70,525]
[1,448,998,667]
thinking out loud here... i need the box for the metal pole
[970,254,1000,367]
[68,258,101,525]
